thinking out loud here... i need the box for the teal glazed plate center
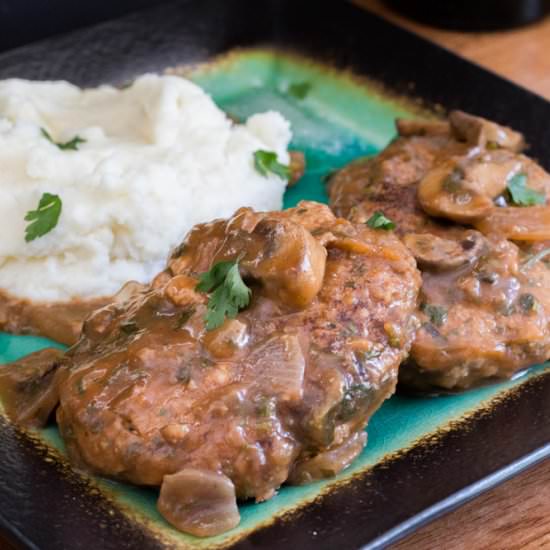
[0,47,548,549]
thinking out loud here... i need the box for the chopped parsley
[41,127,86,151]
[518,293,537,313]
[507,173,545,206]
[287,81,312,100]
[196,260,251,330]
[24,192,62,242]
[254,150,290,180]
[421,303,448,327]
[366,211,396,230]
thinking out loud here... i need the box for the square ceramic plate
[0,1,549,549]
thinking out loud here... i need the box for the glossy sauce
[329,110,550,390]
[0,201,421,536]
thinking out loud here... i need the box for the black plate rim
[365,441,550,549]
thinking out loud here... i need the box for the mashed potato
[0,74,291,302]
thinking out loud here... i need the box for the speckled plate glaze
[0,2,549,549]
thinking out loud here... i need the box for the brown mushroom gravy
[2,108,547,536]
[329,110,550,390]
[0,151,305,347]
[0,201,420,536]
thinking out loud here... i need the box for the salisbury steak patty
[0,201,420,536]
[329,111,550,390]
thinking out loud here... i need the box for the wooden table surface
[358,0,550,100]
[357,2,550,549]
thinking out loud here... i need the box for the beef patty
[329,111,550,390]
[0,201,420,536]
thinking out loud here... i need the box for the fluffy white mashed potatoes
[0,74,291,302]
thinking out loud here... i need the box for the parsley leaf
[287,81,312,100]
[507,173,545,206]
[366,211,396,230]
[254,150,290,180]
[196,261,234,293]
[41,127,86,151]
[196,261,251,330]
[24,192,62,242]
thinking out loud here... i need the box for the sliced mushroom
[157,469,240,537]
[404,231,487,271]
[418,161,493,222]
[474,206,550,242]
[418,152,521,223]
[467,150,522,197]
[396,118,451,137]
[240,218,327,309]
[288,431,367,485]
[0,348,64,427]
[449,110,525,152]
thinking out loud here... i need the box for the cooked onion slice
[158,469,240,537]
[243,334,306,402]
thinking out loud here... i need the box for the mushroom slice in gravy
[0,201,420,536]
[329,110,550,390]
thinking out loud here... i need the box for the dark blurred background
[386,0,550,30]
[0,0,158,52]
[0,0,549,54]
